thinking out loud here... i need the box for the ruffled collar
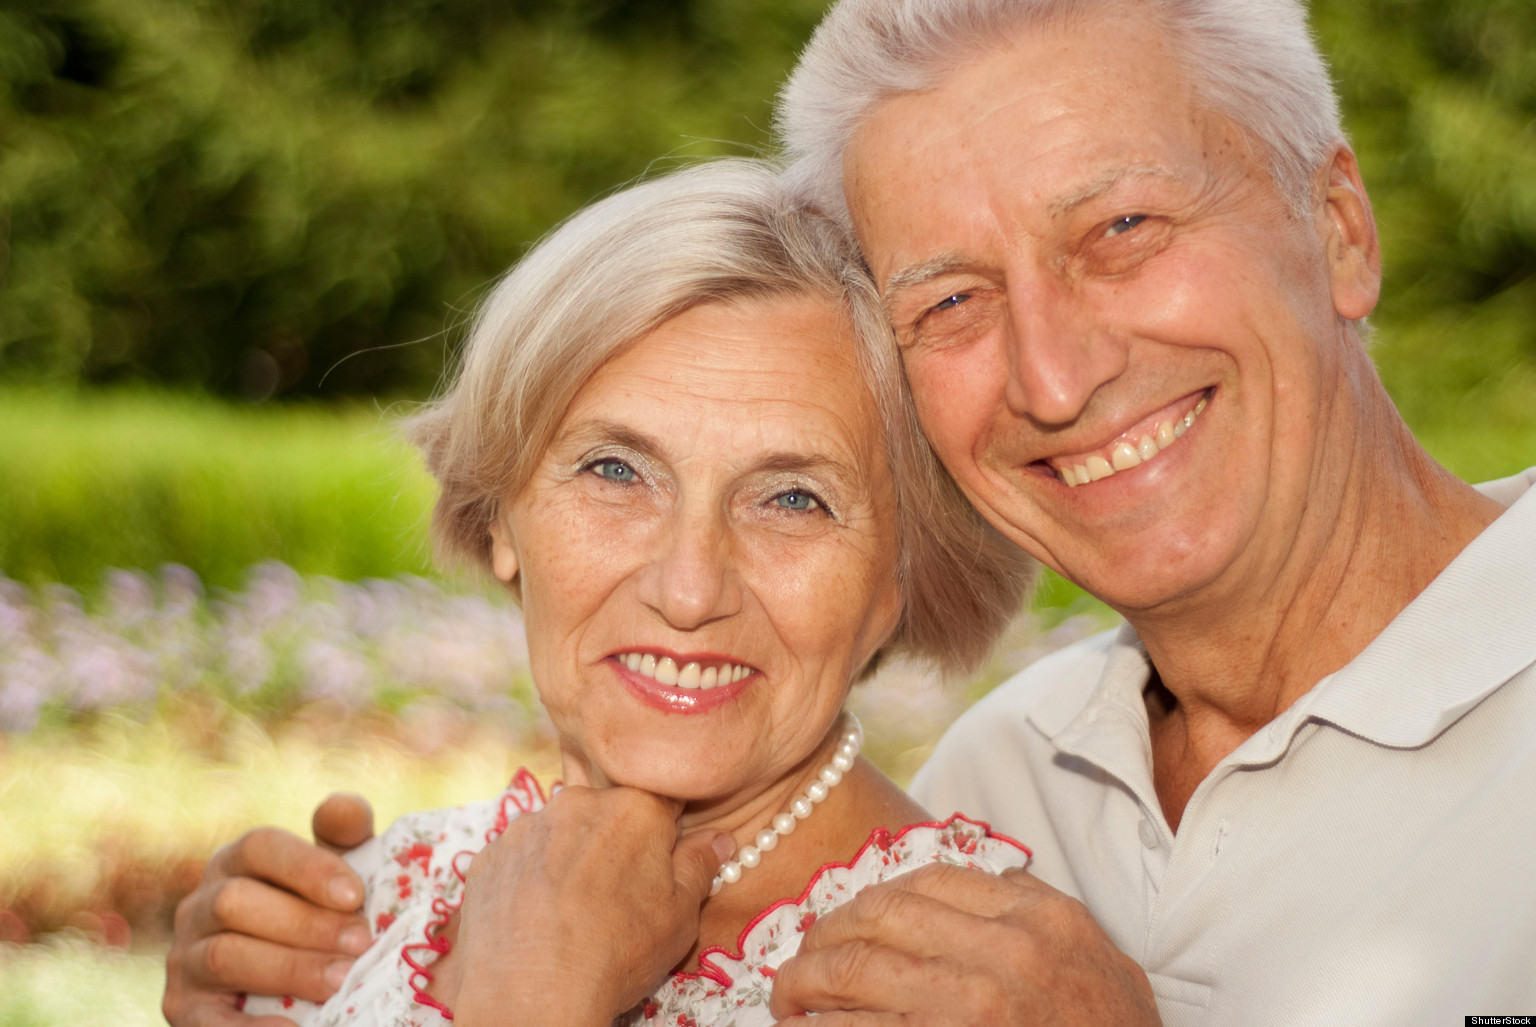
[398,774,1030,1026]
[635,814,1029,1025]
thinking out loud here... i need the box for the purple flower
[299,639,371,707]
[0,646,59,732]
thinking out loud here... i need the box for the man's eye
[772,490,821,512]
[1105,215,1147,237]
[589,459,638,483]
[932,293,970,313]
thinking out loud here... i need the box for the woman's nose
[635,509,743,630]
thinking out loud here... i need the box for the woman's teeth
[1058,396,1206,488]
[618,652,754,689]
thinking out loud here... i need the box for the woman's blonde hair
[409,159,1034,675]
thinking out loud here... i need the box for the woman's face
[491,293,901,804]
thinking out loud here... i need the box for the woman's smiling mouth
[615,651,757,689]
[610,652,760,714]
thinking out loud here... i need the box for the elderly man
[164,1,1535,1024]
[761,0,1536,1023]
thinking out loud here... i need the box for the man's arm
[162,794,376,1027]
[769,863,1159,1026]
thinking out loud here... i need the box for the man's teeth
[618,653,754,690]
[1060,397,1206,488]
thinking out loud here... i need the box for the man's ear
[1317,144,1382,321]
[488,516,520,583]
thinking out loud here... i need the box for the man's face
[843,9,1379,614]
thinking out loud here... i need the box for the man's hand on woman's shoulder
[768,862,1160,1026]
[162,793,376,1027]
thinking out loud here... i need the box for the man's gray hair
[777,0,1345,224]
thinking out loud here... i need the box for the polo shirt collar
[1030,622,1156,792]
[1298,470,1536,748]
[1029,468,1536,768]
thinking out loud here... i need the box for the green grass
[0,710,554,934]
[1375,302,1536,486]
[0,375,1529,603]
[0,389,439,593]
[0,940,169,1027]
[0,367,1524,1024]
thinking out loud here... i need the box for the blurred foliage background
[0,0,829,398]
[0,0,1529,595]
[0,0,1531,404]
[1316,0,1536,479]
[0,1,1532,1020]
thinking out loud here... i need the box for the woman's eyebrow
[557,422,867,492]
[556,419,659,455]
[753,452,863,489]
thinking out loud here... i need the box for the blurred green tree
[0,0,1533,415]
[0,0,825,397]
[1318,0,1536,430]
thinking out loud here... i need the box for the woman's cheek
[521,502,658,627]
[745,530,881,664]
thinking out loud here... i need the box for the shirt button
[1139,818,1160,849]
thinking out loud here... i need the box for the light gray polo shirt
[911,468,1536,1026]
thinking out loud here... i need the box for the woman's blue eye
[591,460,637,483]
[1106,215,1147,237]
[933,293,969,313]
[773,490,820,512]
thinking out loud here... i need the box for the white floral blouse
[242,770,1030,1026]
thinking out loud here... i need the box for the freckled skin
[843,9,1500,823]
[845,14,1346,614]
[416,295,932,1017]
[761,15,1504,1024]
[491,294,903,826]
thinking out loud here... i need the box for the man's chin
[1046,532,1241,618]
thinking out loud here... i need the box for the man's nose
[635,505,743,630]
[1001,273,1128,426]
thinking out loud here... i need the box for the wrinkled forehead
[842,11,1256,281]
[563,292,890,452]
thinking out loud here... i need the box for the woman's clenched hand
[444,784,732,1027]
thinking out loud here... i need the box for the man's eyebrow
[882,253,970,303]
[881,166,1186,303]
[1046,164,1181,217]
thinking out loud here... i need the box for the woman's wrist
[452,979,617,1027]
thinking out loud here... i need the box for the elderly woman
[184,159,1034,1026]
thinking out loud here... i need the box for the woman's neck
[678,715,851,841]
[559,714,930,969]
[682,755,927,967]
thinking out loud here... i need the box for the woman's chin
[599,767,742,804]
[580,747,764,806]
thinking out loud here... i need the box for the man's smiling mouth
[1046,390,1210,487]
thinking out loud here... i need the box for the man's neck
[1128,369,1505,830]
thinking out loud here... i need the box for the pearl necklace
[709,713,863,895]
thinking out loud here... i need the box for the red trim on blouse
[402,768,547,1020]
[680,812,1030,990]
[397,769,1029,1018]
